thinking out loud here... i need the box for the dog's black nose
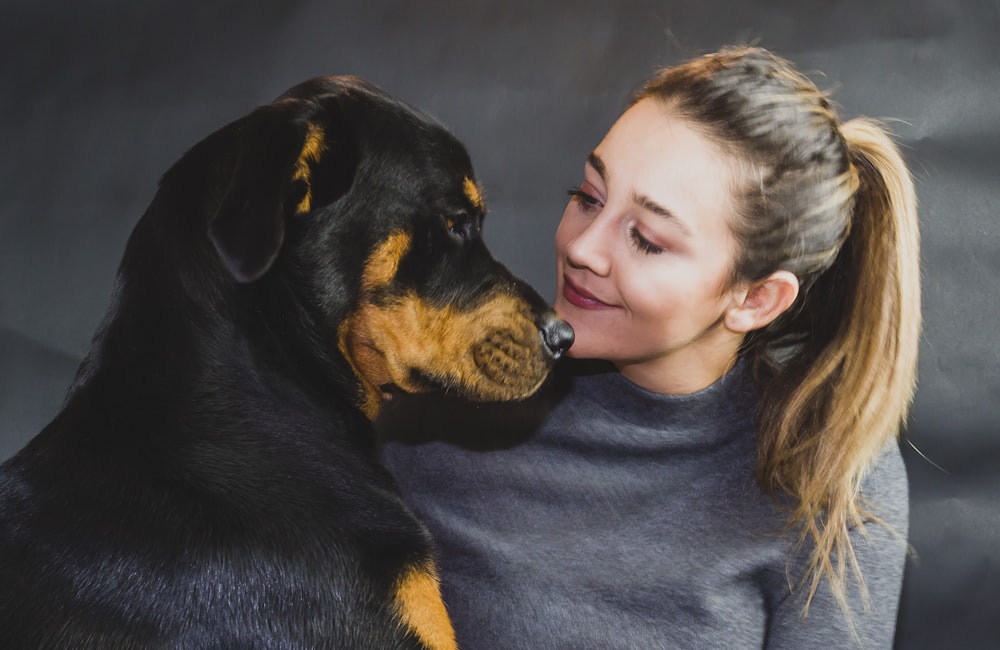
[541,316,574,360]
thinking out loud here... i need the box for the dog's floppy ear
[208,101,317,283]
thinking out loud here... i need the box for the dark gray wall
[2,1,997,647]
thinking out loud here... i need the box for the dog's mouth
[377,369,442,399]
[340,302,559,420]
[378,335,547,401]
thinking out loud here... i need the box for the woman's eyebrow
[589,151,691,236]
[634,193,691,236]
[631,192,690,235]
[586,151,607,179]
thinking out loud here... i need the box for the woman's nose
[565,214,613,277]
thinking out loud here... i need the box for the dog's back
[0,76,571,648]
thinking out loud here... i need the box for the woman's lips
[562,276,615,310]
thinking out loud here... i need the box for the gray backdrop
[2,1,997,647]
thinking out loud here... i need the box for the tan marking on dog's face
[338,227,551,419]
[337,316,389,420]
[292,124,326,214]
[361,230,412,292]
[394,563,457,650]
[337,230,413,419]
[463,176,484,211]
[340,289,550,420]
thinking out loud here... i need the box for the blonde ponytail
[756,117,921,613]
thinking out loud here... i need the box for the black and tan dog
[0,76,573,649]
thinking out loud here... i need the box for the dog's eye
[444,213,478,241]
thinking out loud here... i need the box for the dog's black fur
[0,76,572,649]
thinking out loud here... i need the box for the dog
[0,76,573,649]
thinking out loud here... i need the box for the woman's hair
[635,47,921,616]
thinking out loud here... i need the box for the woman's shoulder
[863,440,908,494]
[859,438,909,529]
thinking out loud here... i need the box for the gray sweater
[379,359,908,649]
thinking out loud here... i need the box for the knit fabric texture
[379,359,908,649]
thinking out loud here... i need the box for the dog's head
[199,76,572,419]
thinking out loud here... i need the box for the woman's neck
[614,341,740,395]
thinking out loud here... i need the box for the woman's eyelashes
[567,186,602,213]
[568,186,671,255]
[628,226,666,255]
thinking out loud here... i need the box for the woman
[381,46,920,648]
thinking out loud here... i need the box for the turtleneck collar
[551,356,760,452]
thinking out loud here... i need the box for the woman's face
[554,99,747,394]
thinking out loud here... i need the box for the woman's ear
[724,271,800,333]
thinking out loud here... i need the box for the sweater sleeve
[764,442,909,650]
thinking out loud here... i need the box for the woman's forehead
[593,100,740,232]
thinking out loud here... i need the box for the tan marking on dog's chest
[394,563,457,650]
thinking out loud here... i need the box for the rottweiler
[0,76,573,649]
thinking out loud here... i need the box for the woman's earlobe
[725,271,800,333]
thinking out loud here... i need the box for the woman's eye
[628,225,665,255]
[567,186,602,213]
